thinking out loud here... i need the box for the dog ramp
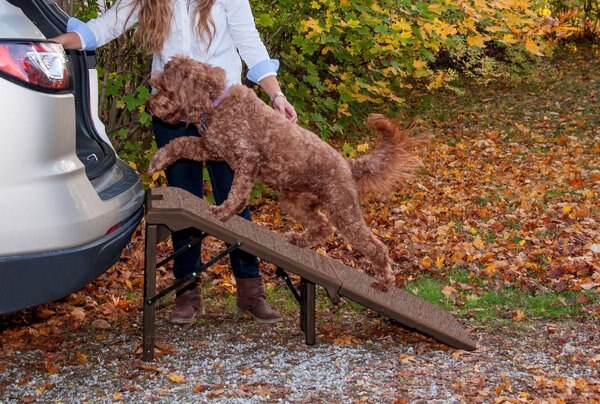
[143,187,476,360]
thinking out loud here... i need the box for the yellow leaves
[467,35,486,48]
[370,2,385,14]
[426,70,453,91]
[483,262,498,276]
[299,17,323,37]
[339,19,361,28]
[562,205,574,214]
[500,33,518,45]
[524,37,544,56]
[356,143,369,153]
[399,30,413,39]
[413,59,428,70]
[537,6,552,16]
[391,18,411,32]
[427,3,444,14]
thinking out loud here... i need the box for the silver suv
[0,0,145,314]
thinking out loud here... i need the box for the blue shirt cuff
[247,59,279,84]
[67,17,97,51]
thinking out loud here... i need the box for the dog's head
[147,55,227,125]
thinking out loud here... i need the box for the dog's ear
[146,65,185,124]
[177,61,227,123]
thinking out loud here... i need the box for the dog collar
[198,85,230,133]
[212,84,230,107]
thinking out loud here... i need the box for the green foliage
[253,0,578,138]
[63,0,583,171]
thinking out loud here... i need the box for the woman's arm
[226,0,297,122]
[50,0,139,51]
[259,75,297,123]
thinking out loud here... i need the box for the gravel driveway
[1,305,598,402]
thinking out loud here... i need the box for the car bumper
[0,206,144,315]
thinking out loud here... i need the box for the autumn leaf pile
[254,46,599,303]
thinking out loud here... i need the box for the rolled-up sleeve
[68,0,139,50]
[226,0,278,83]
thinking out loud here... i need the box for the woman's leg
[206,161,259,278]
[153,118,205,323]
[206,161,282,323]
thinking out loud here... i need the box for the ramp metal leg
[301,278,316,345]
[143,224,158,361]
[276,269,316,345]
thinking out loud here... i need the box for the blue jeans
[153,118,259,280]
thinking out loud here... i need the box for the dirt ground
[0,297,598,402]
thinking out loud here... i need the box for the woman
[53,0,297,325]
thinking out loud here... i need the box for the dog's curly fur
[147,56,426,291]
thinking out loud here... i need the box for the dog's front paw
[209,205,234,222]
[370,272,395,292]
[147,154,167,174]
[284,231,310,248]
[370,279,391,292]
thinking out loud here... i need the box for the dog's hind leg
[325,190,395,291]
[148,136,218,174]
[279,191,334,248]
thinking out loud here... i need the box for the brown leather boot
[169,278,205,325]
[236,277,282,324]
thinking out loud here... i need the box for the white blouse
[67,0,278,85]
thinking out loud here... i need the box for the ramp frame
[143,227,318,361]
[142,187,477,361]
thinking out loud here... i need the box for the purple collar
[212,85,230,107]
[198,85,230,133]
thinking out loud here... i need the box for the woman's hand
[50,32,82,50]
[272,96,297,123]
[259,76,298,123]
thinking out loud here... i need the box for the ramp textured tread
[146,187,476,350]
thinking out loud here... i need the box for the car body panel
[0,0,145,314]
[0,1,44,38]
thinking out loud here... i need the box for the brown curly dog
[147,55,426,291]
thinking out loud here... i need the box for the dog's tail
[349,113,428,195]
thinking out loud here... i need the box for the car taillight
[0,41,71,91]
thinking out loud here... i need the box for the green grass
[195,270,596,328]
[405,270,598,324]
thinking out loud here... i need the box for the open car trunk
[8,0,116,179]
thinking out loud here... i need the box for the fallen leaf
[513,309,525,322]
[92,319,111,329]
[168,372,186,384]
[75,351,88,364]
[70,307,86,321]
